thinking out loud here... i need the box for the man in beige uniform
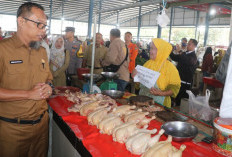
[102,29,129,91]
[83,33,108,74]
[0,2,52,157]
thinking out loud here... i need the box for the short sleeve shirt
[84,44,108,68]
[0,35,53,119]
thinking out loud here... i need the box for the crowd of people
[0,2,230,156]
[0,4,227,106]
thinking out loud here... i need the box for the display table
[48,95,226,157]
[203,77,224,95]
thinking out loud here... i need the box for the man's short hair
[110,29,120,38]
[181,38,187,42]
[65,27,75,33]
[17,2,44,18]
[189,39,198,47]
[125,32,132,36]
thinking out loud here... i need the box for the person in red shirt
[124,32,138,74]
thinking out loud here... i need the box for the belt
[0,112,45,125]
[87,66,103,69]
[181,80,191,85]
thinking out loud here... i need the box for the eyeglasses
[23,17,48,30]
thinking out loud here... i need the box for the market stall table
[48,93,226,157]
[203,77,224,95]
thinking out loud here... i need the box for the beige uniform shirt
[102,38,129,82]
[84,44,108,74]
[0,35,53,119]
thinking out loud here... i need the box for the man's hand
[131,69,138,78]
[28,83,52,100]
[176,44,181,53]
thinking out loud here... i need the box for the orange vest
[127,42,138,73]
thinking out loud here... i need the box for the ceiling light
[210,9,216,16]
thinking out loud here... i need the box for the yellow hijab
[143,38,180,91]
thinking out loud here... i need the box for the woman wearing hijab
[202,47,213,77]
[50,36,70,86]
[132,38,181,108]
[199,47,213,91]
[214,49,225,70]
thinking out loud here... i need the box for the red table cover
[203,77,224,88]
[49,96,226,157]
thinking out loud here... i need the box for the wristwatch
[47,82,55,91]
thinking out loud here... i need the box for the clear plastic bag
[156,10,170,28]
[186,89,213,121]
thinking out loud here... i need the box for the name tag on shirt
[10,60,23,64]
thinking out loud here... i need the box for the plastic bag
[220,45,232,118]
[156,10,170,28]
[186,89,213,121]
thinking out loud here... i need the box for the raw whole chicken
[148,129,165,147]
[88,107,111,125]
[100,116,123,135]
[125,129,158,155]
[113,122,138,143]
[80,101,107,116]
[67,104,82,112]
[137,116,156,128]
[98,114,120,130]
[68,100,96,113]
[87,107,109,124]
[172,145,186,157]
[125,111,152,126]
[142,135,173,157]
[112,105,136,116]
[66,92,117,113]
[143,137,186,157]
[124,109,143,122]
[112,122,136,138]
[114,123,154,143]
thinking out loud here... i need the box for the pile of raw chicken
[65,91,186,157]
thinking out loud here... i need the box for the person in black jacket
[170,39,198,106]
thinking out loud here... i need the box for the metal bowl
[82,73,101,81]
[101,72,119,80]
[161,121,198,142]
[102,90,124,99]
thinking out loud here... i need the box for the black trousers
[175,83,191,106]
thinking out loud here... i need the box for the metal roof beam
[74,0,105,20]
[100,5,156,22]
[167,0,224,8]
[209,13,231,21]
[212,3,232,11]
[99,0,159,13]
[120,8,159,25]
[52,0,63,15]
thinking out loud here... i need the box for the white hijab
[50,36,65,71]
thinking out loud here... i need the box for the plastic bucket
[213,117,232,157]
[77,68,90,80]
